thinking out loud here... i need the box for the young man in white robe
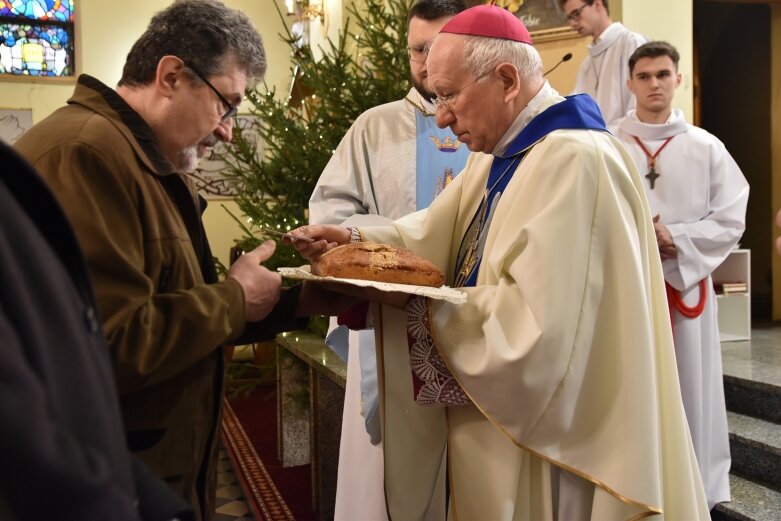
[612,40,749,511]
[290,6,710,520]
[308,1,469,519]
[560,0,646,126]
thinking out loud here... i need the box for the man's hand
[318,281,409,309]
[294,280,411,317]
[228,240,282,322]
[283,225,352,260]
[295,280,362,317]
[652,214,678,260]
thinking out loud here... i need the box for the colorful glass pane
[0,0,73,22]
[0,22,72,76]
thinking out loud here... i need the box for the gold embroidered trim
[404,93,435,117]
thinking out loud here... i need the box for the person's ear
[156,55,186,98]
[496,62,520,104]
[675,72,682,89]
[626,76,636,95]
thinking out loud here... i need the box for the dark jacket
[13,75,304,520]
[0,141,193,521]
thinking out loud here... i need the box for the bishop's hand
[284,224,351,260]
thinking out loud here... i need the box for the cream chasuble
[360,94,709,520]
[572,22,646,127]
[614,109,749,509]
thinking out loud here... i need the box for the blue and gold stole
[454,95,607,287]
[414,108,471,210]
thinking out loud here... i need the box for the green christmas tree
[220,0,412,272]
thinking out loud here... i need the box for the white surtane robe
[309,87,469,521]
[572,22,646,127]
[613,109,749,509]
[359,88,709,520]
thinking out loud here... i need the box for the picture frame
[515,0,580,43]
[0,108,33,144]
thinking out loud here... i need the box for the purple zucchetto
[440,4,533,45]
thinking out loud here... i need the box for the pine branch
[219,0,412,272]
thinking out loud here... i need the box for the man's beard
[175,132,219,172]
[411,75,435,103]
[176,146,199,172]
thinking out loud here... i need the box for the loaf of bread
[311,242,444,287]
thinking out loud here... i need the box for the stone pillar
[277,346,311,466]
[311,370,345,520]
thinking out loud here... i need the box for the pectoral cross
[633,135,676,191]
[646,164,660,190]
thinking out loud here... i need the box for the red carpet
[222,384,316,521]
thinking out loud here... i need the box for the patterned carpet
[218,396,297,521]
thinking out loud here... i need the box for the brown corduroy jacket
[14,74,304,520]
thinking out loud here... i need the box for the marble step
[712,474,781,521]
[727,411,781,489]
[724,375,781,424]
[721,328,781,424]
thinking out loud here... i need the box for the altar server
[613,40,749,510]
[560,0,646,126]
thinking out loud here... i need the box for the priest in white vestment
[308,1,469,519]
[292,6,709,520]
[612,41,749,510]
[560,0,646,126]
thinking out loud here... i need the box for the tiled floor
[215,447,256,521]
[217,345,265,521]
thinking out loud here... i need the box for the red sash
[665,279,708,339]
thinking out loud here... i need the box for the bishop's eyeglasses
[432,71,491,111]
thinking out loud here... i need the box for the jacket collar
[68,74,177,176]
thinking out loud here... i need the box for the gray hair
[119,0,266,87]
[462,36,543,84]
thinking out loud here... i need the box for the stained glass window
[0,1,75,77]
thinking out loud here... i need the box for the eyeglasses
[433,71,490,111]
[187,65,239,121]
[565,2,591,22]
[406,43,430,63]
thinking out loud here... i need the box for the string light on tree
[217,0,410,276]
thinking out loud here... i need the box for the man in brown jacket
[13,1,327,519]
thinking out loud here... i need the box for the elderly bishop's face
[427,33,507,154]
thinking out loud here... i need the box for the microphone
[543,52,573,76]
